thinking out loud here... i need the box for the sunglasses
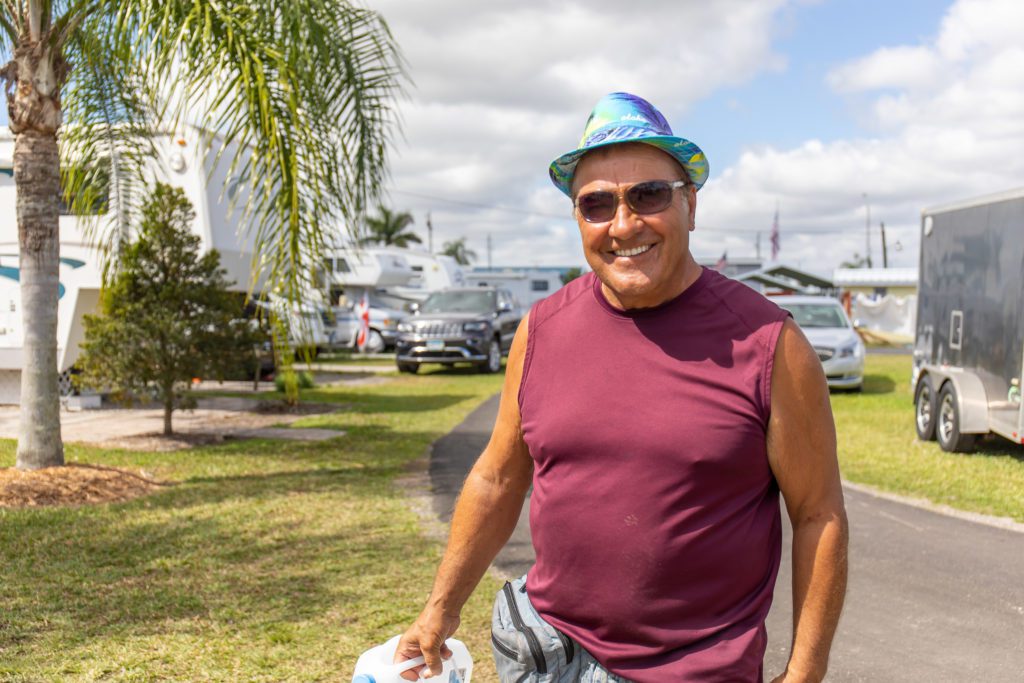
[574,180,690,224]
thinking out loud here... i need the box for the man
[397,92,848,682]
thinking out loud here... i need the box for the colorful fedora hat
[549,92,709,197]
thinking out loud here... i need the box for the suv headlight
[838,340,862,358]
[463,321,490,334]
[397,322,414,333]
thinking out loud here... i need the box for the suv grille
[414,322,463,338]
[814,347,835,362]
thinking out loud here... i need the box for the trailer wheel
[936,383,977,453]
[914,376,937,441]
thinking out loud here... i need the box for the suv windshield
[421,290,496,314]
[777,303,850,329]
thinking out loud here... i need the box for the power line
[391,189,569,220]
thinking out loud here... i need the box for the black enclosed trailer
[912,187,1024,452]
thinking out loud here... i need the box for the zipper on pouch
[503,581,547,674]
[491,632,518,659]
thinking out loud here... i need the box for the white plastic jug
[352,634,473,683]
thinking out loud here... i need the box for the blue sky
[685,0,950,171]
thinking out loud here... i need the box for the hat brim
[548,135,709,197]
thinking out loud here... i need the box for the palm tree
[441,237,477,266]
[359,206,421,247]
[1,1,403,470]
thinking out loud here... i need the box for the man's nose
[607,197,642,240]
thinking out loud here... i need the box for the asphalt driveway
[429,393,1024,682]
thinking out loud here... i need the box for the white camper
[0,126,270,403]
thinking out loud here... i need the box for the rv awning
[761,265,833,289]
[736,272,813,294]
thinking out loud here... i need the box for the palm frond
[0,4,19,44]
[59,10,160,275]
[104,0,406,307]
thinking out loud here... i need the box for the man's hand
[394,606,461,680]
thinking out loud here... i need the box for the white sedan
[769,295,865,391]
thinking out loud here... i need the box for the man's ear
[687,187,698,231]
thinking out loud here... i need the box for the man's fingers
[421,640,444,677]
[440,643,453,660]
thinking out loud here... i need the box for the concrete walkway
[428,393,1024,682]
[0,369,402,447]
[0,396,346,447]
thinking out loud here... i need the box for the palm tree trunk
[14,131,64,469]
[7,32,69,470]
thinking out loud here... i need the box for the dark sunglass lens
[577,191,616,222]
[627,181,673,214]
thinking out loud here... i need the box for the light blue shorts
[490,574,633,683]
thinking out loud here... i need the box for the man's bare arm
[396,315,534,678]
[767,318,850,683]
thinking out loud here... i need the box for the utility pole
[862,193,873,268]
[487,234,493,269]
[755,232,761,260]
[880,221,888,268]
[426,212,433,254]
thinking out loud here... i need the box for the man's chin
[599,273,657,301]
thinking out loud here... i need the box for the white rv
[0,126,271,402]
[465,268,564,307]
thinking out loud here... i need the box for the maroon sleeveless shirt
[519,268,789,682]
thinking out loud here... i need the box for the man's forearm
[426,465,530,614]
[786,512,849,681]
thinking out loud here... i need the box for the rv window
[323,258,334,273]
[411,265,424,272]
[337,258,351,273]
[531,280,549,292]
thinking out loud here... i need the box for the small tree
[78,183,261,435]
[840,253,870,269]
[560,267,583,285]
[441,237,477,265]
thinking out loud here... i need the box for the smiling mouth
[612,244,653,257]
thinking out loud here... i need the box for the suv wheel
[397,362,419,374]
[478,338,502,374]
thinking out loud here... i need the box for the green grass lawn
[832,354,1024,522]
[2,355,1021,681]
[0,369,506,682]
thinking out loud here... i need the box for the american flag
[714,251,727,271]
[770,206,780,260]
[355,290,370,351]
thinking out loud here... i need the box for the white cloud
[827,46,943,93]
[699,0,1024,272]
[369,0,791,267]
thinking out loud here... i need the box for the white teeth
[614,244,652,257]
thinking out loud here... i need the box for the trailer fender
[921,367,990,434]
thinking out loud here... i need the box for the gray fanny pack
[490,575,580,683]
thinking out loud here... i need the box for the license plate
[426,339,445,350]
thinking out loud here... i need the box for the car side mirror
[497,302,512,313]
[408,302,419,313]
